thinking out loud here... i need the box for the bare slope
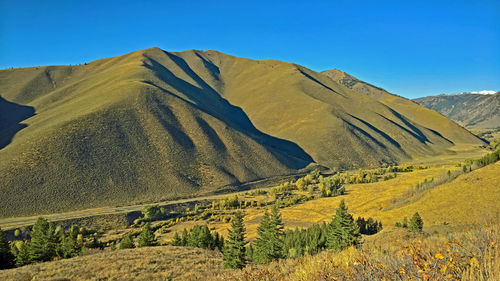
[413,92,500,130]
[0,47,484,217]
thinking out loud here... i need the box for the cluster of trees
[222,200,368,269]
[213,195,244,210]
[119,223,158,249]
[356,217,383,235]
[395,212,424,231]
[0,228,15,269]
[0,218,162,269]
[318,176,345,197]
[468,149,500,168]
[459,149,500,173]
[1,218,85,268]
[171,225,224,251]
[134,204,167,225]
[280,214,383,259]
[282,224,328,258]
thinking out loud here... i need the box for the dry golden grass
[0,246,224,281]
[163,154,497,242]
[213,225,500,281]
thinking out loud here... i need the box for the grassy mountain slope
[0,49,310,217]
[413,92,500,129]
[322,69,483,144]
[0,48,484,217]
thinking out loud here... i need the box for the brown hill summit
[0,48,484,217]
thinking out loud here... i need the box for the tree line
[171,225,224,251]
[222,200,381,269]
[0,218,160,269]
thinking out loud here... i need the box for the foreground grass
[214,226,500,281]
[2,226,497,280]
[0,246,224,281]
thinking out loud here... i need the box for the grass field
[0,246,224,281]
[154,148,496,243]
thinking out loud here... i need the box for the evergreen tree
[223,211,247,269]
[187,225,202,247]
[181,228,189,246]
[30,217,57,262]
[0,228,15,269]
[253,210,270,263]
[326,200,361,251]
[58,232,82,258]
[402,217,408,228]
[199,225,213,249]
[253,205,284,263]
[409,212,424,231]
[214,232,224,251]
[137,223,158,247]
[120,234,135,249]
[14,241,31,267]
[171,232,182,246]
[268,205,284,258]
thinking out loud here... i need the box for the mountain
[321,69,484,143]
[413,92,500,130]
[0,47,484,217]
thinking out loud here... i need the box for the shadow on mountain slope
[140,52,314,169]
[0,96,35,150]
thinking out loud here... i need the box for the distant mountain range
[0,47,484,217]
[413,92,500,130]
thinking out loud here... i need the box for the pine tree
[171,232,182,246]
[327,200,361,251]
[120,234,135,249]
[58,232,82,258]
[30,217,57,262]
[199,225,213,249]
[214,232,223,251]
[137,223,158,247]
[223,211,247,269]
[409,212,424,231]
[14,241,31,267]
[402,217,408,228]
[181,228,189,246]
[253,205,284,263]
[268,205,284,259]
[187,225,202,247]
[0,227,15,269]
[253,210,270,263]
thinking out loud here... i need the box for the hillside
[0,47,484,217]
[321,69,484,143]
[413,92,500,129]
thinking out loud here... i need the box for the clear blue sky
[1,0,499,98]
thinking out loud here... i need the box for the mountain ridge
[413,92,500,130]
[0,47,485,217]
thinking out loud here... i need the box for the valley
[1,144,498,280]
[0,48,497,280]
